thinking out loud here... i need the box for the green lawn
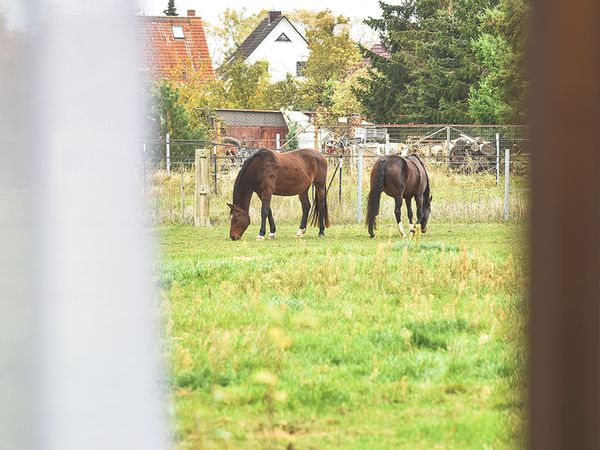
[158,222,527,449]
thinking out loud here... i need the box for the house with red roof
[140,10,214,81]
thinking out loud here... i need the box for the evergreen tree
[163,0,178,17]
[355,0,528,124]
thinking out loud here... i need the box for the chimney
[187,10,196,17]
[268,11,282,25]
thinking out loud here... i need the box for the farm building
[214,109,289,150]
[214,109,337,152]
[139,10,215,81]
[223,11,309,82]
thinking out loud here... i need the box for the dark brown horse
[366,154,432,238]
[228,148,330,240]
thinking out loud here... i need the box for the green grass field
[158,222,526,449]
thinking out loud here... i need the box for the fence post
[446,125,451,151]
[385,133,390,155]
[213,145,218,194]
[314,121,320,151]
[504,148,510,221]
[165,133,170,175]
[195,148,210,227]
[276,133,280,149]
[338,156,343,203]
[356,145,363,223]
[496,133,500,186]
[180,169,185,222]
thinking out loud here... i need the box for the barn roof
[139,11,214,81]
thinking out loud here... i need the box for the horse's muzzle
[230,235,240,241]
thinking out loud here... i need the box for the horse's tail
[366,157,387,237]
[309,186,330,228]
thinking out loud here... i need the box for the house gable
[242,15,309,82]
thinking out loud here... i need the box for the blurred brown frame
[530,0,600,449]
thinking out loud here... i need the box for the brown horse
[366,154,432,238]
[228,148,330,240]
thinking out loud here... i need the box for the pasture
[158,221,526,449]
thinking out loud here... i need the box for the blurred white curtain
[0,1,167,449]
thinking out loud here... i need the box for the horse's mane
[233,149,267,205]
[408,154,431,208]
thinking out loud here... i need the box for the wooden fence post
[195,148,210,227]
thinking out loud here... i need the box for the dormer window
[172,26,184,39]
[275,33,291,42]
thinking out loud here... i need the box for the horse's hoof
[268,233,276,240]
[295,229,306,238]
[256,235,266,241]
[398,223,406,237]
[369,234,375,239]
[318,233,325,238]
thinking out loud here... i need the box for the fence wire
[140,125,530,226]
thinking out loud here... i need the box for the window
[275,33,291,42]
[296,61,307,76]
[172,26,184,39]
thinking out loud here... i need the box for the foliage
[146,80,207,160]
[219,61,271,109]
[331,65,368,117]
[300,10,361,110]
[163,0,178,17]
[208,8,268,66]
[355,0,529,124]
[282,122,299,150]
[160,222,526,449]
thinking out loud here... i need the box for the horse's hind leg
[315,185,327,237]
[296,189,310,237]
[406,197,415,233]
[394,197,406,237]
[414,194,424,232]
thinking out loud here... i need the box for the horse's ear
[226,203,234,211]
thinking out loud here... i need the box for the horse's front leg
[257,194,272,241]
[267,208,276,239]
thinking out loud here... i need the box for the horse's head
[421,195,432,233]
[227,203,250,240]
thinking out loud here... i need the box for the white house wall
[246,19,309,82]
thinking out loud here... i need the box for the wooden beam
[529,1,600,449]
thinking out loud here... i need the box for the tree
[300,10,361,110]
[163,0,178,17]
[147,81,206,160]
[220,61,272,109]
[208,8,267,66]
[331,65,368,117]
[355,0,529,124]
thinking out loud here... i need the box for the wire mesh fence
[140,125,530,227]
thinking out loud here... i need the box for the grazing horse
[228,148,330,240]
[366,154,432,238]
